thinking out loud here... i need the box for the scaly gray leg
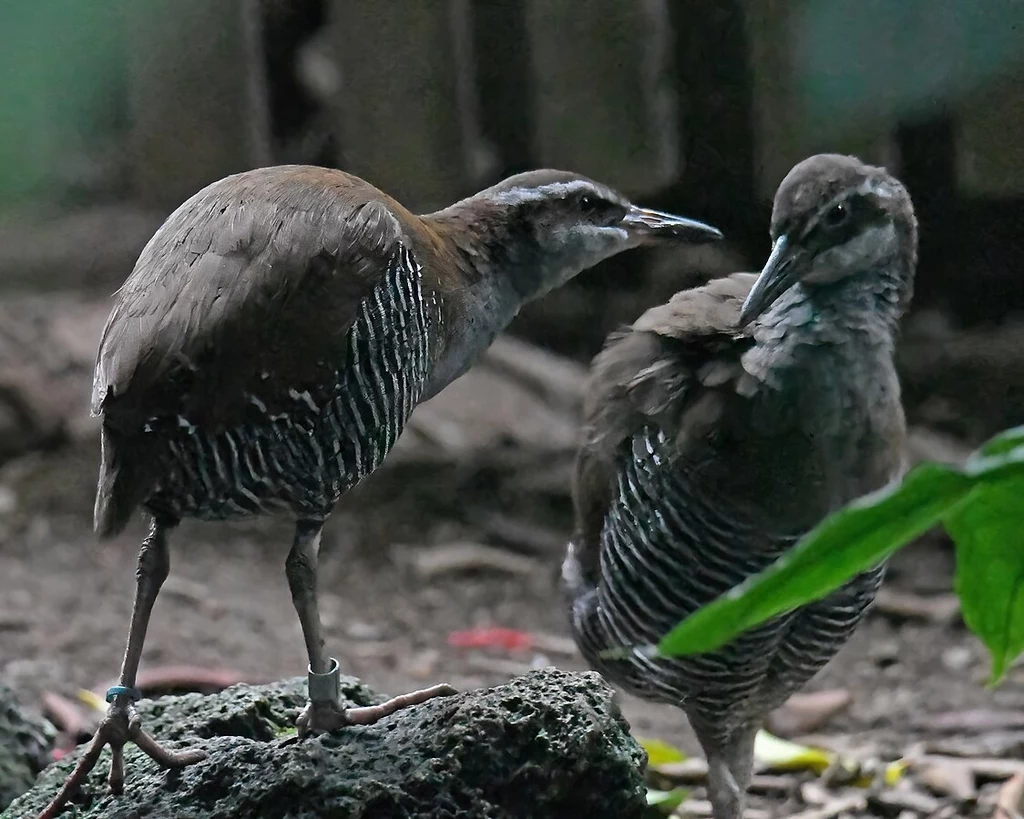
[38,518,207,819]
[287,518,456,734]
[695,720,759,819]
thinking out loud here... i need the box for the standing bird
[563,154,916,819]
[40,166,721,818]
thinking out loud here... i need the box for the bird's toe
[295,700,350,735]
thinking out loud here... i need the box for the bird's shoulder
[93,166,424,432]
[573,272,758,542]
[581,271,758,456]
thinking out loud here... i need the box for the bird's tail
[94,424,153,538]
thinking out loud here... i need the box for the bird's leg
[289,518,456,735]
[38,518,206,819]
[697,721,759,819]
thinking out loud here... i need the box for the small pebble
[941,645,972,671]
[868,783,942,815]
[870,640,900,668]
[346,621,385,641]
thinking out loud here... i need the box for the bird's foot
[296,658,457,735]
[37,687,207,819]
[296,683,458,735]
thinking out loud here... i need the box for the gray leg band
[307,657,341,705]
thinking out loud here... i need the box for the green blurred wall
[0,0,128,205]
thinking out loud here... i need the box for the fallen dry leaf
[919,757,978,801]
[913,709,1024,734]
[787,792,868,819]
[403,541,541,579]
[95,665,251,698]
[997,771,1024,819]
[873,587,961,623]
[766,689,852,737]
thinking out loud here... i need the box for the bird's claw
[36,699,206,819]
[296,699,350,736]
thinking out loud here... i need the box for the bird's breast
[729,336,905,529]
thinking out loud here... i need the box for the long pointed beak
[738,235,799,327]
[621,206,723,244]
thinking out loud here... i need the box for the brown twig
[401,541,542,579]
[94,665,252,698]
[41,691,96,743]
[997,771,1024,819]
[343,683,457,725]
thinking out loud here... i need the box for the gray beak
[738,235,799,327]
[621,206,723,244]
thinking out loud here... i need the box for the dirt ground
[2,434,1023,818]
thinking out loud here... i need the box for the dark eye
[823,202,849,228]
[580,195,595,211]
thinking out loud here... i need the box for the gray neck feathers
[420,258,526,401]
[758,258,911,348]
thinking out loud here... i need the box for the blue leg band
[105,685,143,703]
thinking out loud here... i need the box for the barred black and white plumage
[570,425,884,742]
[144,245,439,524]
[564,154,918,819]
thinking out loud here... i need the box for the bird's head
[435,170,722,299]
[739,154,918,327]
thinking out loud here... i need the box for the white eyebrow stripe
[806,177,896,232]
[489,180,599,206]
[856,177,894,199]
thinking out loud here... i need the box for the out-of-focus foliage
[655,426,1024,685]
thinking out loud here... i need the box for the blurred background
[1,1,1023,816]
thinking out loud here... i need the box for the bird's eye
[580,195,595,211]
[823,203,849,227]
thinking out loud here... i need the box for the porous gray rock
[5,668,647,818]
[0,684,56,812]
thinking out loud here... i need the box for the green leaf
[975,425,1024,459]
[657,463,972,657]
[645,787,686,814]
[650,427,1024,679]
[637,736,687,768]
[753,731,833,774]
[945,476,1024,685]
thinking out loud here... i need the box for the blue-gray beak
[739,235,799,327]
[622,206,723,244]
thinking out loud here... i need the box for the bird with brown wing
[39,166,721,818]
[563,154,917,819]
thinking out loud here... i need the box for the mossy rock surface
[4,668,646,819]
[0,684,56,813]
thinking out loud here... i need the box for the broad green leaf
[637,736,687,768]
[657,464,972,656]
[945,477,1024,685]
[645,787,686,813]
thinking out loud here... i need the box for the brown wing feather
[91,165,418,535]
[572,272,758,569]
[94,166,413,432]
